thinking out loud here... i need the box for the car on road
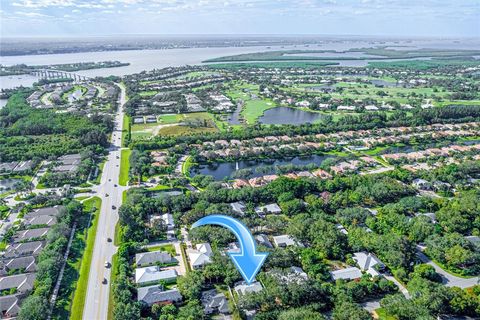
[105,261,110,268]
[111,205,116,210]
[114,184,117,187]
[102,278,107,284]
[107,237,112,242]
[105,193,109,197]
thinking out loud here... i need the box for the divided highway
[83,84,127,320]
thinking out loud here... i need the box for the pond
[149,189,183,198]
[191,154,334,181]
[258,107,326,125]
[0,178,22,191]
[370,79,400,87]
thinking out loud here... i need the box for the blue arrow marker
[191,215,269,284]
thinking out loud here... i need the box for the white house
[352,252,385,276]
[330,267,362,281]
[254,203,281,217]
[234,281,263,296]
[135,267,178,286]
[187,243,213,269]
[272,235,296,248]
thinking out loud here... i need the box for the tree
[278,308,325,320]
[18,295,49,320]
[177,271,204,300]
[176,299,205,320]
[332,301,371,320]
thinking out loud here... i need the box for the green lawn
[121,114,131,147]
[375,308,397,320]
[145,244,176,256]
[182,156,194,177]
[53,197,101,320]
[119,149,131,186]
[107,253,118,320]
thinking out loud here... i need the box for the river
[1,37,479,90]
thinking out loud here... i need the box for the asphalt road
[83,84,127,320]
[416,247,479,289]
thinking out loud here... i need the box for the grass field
[53,197,101,320]
[144,244,176,256]
[107,252,118,320]
[121,114,131,147]
[119,149,131,186]
[375,308,397,320]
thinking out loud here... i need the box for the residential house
[0,256,37,276]
[201,289,230,315]
[27,205,64,217]
[135,267,178,286]
[13,228,49,243]
[255,234,273,248]
[137,286,182,306]
[230,201,247,216]
[412,178,432,190]
[187,243,213,269]
[272,235,296,248]
[135,251,173,267]
[330,267,362,281]
[2,241,45,259]
[0,294,22,318]
[23,215,57,227]
[353,252,385,277]
[234,281,263,296]
[254,203,281,217]
[0,273,36,294]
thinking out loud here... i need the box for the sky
[1,0,479,38]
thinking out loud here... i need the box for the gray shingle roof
[0,256,36,276]
[2,241,45,259]
[13,228,50,243]
[0,294,22,317]
[0,273,36,293]
[28,205,64,217]
[137,286,182,305]
[135,251,173,267]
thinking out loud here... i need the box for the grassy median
[69,197,101,320]
[119,149,131,186]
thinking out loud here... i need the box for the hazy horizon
[1,0,479,38]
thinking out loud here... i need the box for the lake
[258,107,326,125]
[191,154,334,180]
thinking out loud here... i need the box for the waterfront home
[312,169,332,179]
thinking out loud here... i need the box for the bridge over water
[30,69,90,81]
